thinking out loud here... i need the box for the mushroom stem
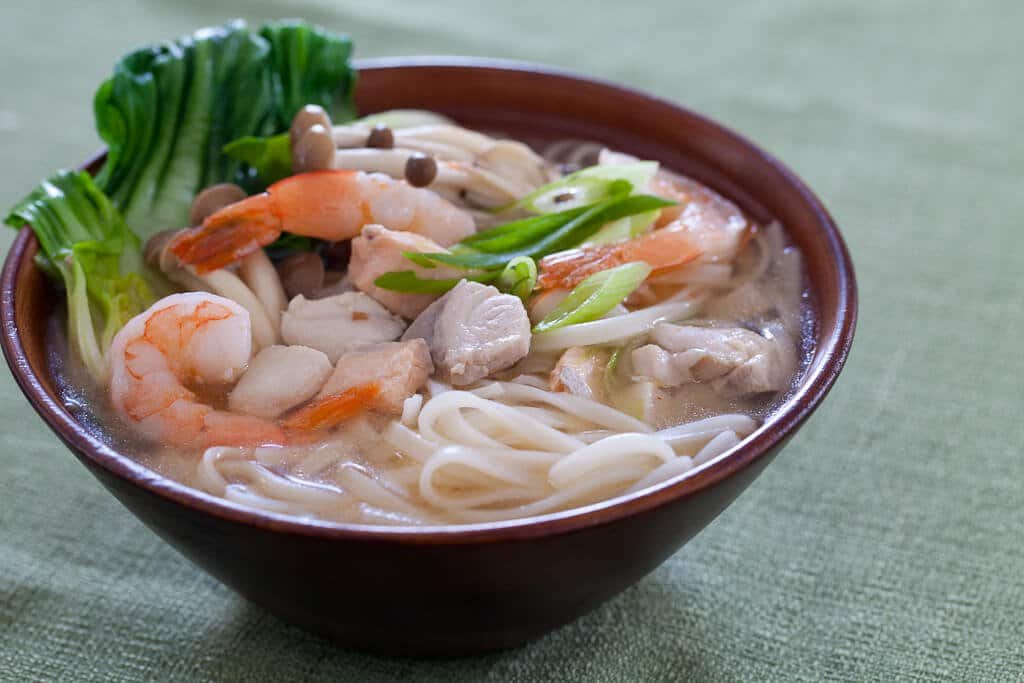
[239,250,288,332]
[194,267,278,350]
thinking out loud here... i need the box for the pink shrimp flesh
[169,170,475,273]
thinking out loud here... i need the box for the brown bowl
[1,58,856,655]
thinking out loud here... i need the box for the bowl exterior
[1,59,854,655]
[79,440,781,654]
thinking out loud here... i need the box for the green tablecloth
[2,1,1021,680]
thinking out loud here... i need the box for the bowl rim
[1,56,857,544]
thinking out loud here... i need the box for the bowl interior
[1,59,855,539]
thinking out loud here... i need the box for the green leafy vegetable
[373,270,500,294]
[94,21,273,235]
[259,19,356,128]
[5,171,155,381]
[496,256,538,301]
[94,20,356,238]
[533,262,652,333]
[222,133,292,187]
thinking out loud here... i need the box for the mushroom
[289,105,336,173]
[365,124,394,149]
[404,153,438,188]
[188,183,246,226]
[293,123,336,173]
[277,252,325,300]
[323,121,558,209]
[321,240,351,271]
[289,104,332,147]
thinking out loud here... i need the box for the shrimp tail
[170,194,282,274]
[281,382,380,432]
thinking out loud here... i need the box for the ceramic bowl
[1,58,856,655]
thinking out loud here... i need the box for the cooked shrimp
[169,170,476,273]
[650,172,749,263]
[536,172,749,290]
[537,224,702,290]
[108,292,286,449]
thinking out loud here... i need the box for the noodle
[182,378,761,525]
[531,299,702,351]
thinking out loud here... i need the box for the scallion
[533,261,652,333]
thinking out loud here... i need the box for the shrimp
[108,292,286,449]
[169,170,476,273]
[537,224,702,290]
[535,171,751,290]
[649,172,750,263]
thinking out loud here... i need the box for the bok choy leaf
[259,19,357,129]
[5,171,155,381]
[93,20,356,239]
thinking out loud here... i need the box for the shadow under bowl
[1,58,856,656]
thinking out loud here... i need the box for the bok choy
[5,171,155,381]
[94,20,356,239]
[6,19,356,381]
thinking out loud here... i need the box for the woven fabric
[1,1,1021,680]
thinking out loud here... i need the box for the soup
[47,108,813,526]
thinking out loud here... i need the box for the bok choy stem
[5,170,156,381]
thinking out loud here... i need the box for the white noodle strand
[531,300,701,351]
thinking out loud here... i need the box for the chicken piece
[631,322,792,397]
[349,225,462,319]
[228,345,333,419]
[281,292,406,362]
[402,280,531,386]
[318,340,433,413]
[549,346,610,402]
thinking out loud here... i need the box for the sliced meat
[402,280,531,386]
[281,292,406,362]
[228,345,332,418]
[631,344,693,386]
[550,346,610,402]
[631,322,792,397]
[318,340,433,413]
[349,225,462,318]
